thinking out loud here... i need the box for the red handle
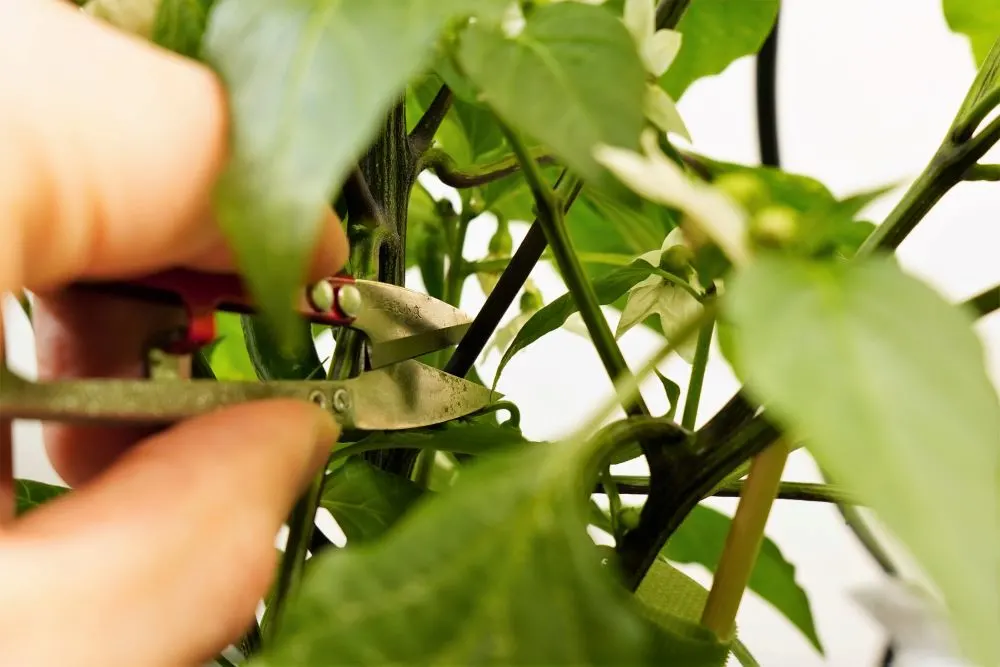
[73,269,359,354]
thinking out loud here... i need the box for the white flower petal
[615,282,663,338]
[501,1,526,37]
[644,84,691,142]
[663,226,687,250]
[595,130,752,267]
[645,29,682,77]
[623,0,654,45]
[562,312,593,339]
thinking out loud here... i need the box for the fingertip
[308,208,350,280]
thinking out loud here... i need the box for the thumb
[0,399,338,667]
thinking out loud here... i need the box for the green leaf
[201,0,505,345]
[724,255,1000,666]
[457,2,646,182]
[15,479,70,516]
[664,504,822,652]
[655,370,682,420]
[659,0,780,100]
[242,315,324,380]
[252,441,728,665]
[151,0,212,59]
[320,458,424,545]
[637,559,757,666]
[943,1,1000,65]
[492,261,659,386]
[206,313,258,381]
[334,419,538,461]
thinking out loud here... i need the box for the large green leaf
[664,504,822,652]
[251,439,728,665]
[943,1,1000,65]
[152,0,212,59]
[724,255,1000,666]
[637,559,758,666]
[320,458,424,545]
[206,313,258,381]
[660,0,779,100]
[457,2,646,182]
[15,479,70,516]
[492,262,660,386]
[201,0,505,345]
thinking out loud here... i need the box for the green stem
[420,148,557,189]
[680,314,714,430]
[412,449,438,489]
[965,163,1000,181]
[445,215,471,306]
[701,440,790,641]
[498,124,649,417]
[834,495,898,575]
[601,465,624,539]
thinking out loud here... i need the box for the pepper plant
[16,0,1000,664]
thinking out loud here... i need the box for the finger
[0,1,348,295]
[0,399,339,667]
[32,291,187,487]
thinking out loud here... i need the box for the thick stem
[680,315,714,430]
[499,124,649,417]
[701,441,790,640]
[963,283,999,317]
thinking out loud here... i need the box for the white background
[4,0,999,665]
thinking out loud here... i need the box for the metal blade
[0,361,496,431]
[350,281,472,368]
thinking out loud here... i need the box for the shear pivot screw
[336,284,363,318]
[308,280,336,313]
[332,389,351,413]
[308,390,327,409]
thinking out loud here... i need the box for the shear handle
[72,269,361,354]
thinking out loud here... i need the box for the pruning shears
[0,269,494,432]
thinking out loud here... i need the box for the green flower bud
[713,172,769,213]
[488,218,513,256]
[751,205,800,249]
[520,284,543,313]
[619,507,642,531]
[659,243,694,277]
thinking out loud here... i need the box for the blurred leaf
[660,0,780,100]
[493,262,659,386]
[201,0,506,345]
[724,255,1000,666]
[942,2,1000,65]
[321,458,424,545]
[151,0,212,59]
[457,2,646,182]
[254,439,728,665]
[637,559,758,666]
[15,479,69,516]
[664,504,822,652]
[242,315,323,380]
[207,313,257,381]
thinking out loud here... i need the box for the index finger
[0,0,347,295]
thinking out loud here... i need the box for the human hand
[0,2,349,666]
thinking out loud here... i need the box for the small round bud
[619,507,642,531]
[659,244,694,276]
[714,172,769,213]
[751,205,800,249]
[520,286,543,313]
[488,219,513,256]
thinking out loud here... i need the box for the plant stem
[835,499,898,575]
[755,11,781,168]
[498,124,649,418]
[654,0,692,31]
[602,465,624,539]
[681,314,714,430]
[597,477,857,504]
[962,283,999,317]
[965,163,1000,181]
[420,148,557,188]
[409,85,454,156]
[701,440,790,640]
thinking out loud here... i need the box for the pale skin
[0,2,351,666]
